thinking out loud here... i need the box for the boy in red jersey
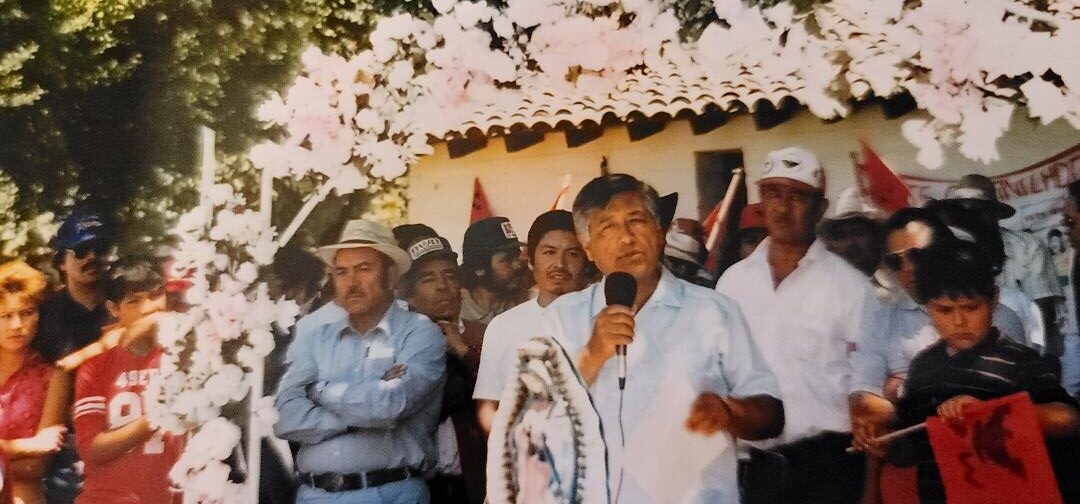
[73,258,181,504]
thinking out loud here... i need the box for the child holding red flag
[883,241,1080,503]
[73,259,182,503]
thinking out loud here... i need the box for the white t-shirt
[717,238,880,446]
[472,298,544,401]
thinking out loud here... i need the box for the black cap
[462,217,524,268]
[393,224,457,267]
[527,210,576,261]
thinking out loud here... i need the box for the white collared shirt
[716,238,880,446]
[544,269,780,503]
[472,298,545,401]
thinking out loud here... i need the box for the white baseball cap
[758,146,826,192]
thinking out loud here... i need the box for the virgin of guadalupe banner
[900,142,1080,336]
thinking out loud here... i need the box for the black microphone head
[604,271,637,308]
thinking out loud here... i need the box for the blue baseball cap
[52,212,112,251]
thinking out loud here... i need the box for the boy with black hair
[886,241,1080,503]
[73,258,182,504]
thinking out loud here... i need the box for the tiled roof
[431,59,806,138]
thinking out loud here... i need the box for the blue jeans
[1063,333,1080,398]
[296,478,429,504]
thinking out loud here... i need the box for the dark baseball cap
[52,212,112,251]
[393,224,457,267]
[462,217,524,268]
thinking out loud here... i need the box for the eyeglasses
[883,247,921,271]
[70,241,109,259]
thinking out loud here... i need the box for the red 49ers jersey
[74,345,182,504]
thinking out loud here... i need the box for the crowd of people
[2,145,1080,504]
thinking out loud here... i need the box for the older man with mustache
[543,175,783,503]
[275,219,446,504]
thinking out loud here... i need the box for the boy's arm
[1035,402,1080,437]
[80,417,157,465]
[74,355,153,465]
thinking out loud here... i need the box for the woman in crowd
[0,261,70,504]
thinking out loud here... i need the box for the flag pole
[705,168,744,252]
[845,422,926,453]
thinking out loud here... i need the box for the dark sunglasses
[70,241,110,259]
[883,247,921,271]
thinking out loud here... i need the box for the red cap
[738,203,765,231]
[162,258,195,294]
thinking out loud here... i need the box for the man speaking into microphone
[542,174,784,503]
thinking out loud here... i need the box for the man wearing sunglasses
[35,212,114,364]
[32,212,115,504]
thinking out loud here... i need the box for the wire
[613,385,626,504]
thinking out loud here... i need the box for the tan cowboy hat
[317,219,412,274]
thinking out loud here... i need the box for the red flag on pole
[855,139,911,213]
[926,392,1062,504]
[471,178,494,224]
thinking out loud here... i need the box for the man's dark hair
[914,241,997,304]
[572,174,661,240]
[104,257,165,303]
[882,207,954,244]
[527,210,577,263]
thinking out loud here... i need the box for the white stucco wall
[407,103,1080,251]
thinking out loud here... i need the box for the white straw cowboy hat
[317,219,413,275]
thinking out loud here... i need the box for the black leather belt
[298,467,417,492]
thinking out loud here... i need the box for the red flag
[470,178,493,224]
[855,140,911,213]
[926,392,1062,504]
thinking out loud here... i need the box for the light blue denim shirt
[274,300,446,473]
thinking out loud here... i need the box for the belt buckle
[329,473,346,492]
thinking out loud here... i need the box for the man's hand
[851,416,889,458]
[436,321,469,357]
[586,305,635,364]
[849,392,897,457]
[382,363,407,381]
[937,395,981,424]
[685,393,732,436]
[20,425,67,456]
[576,305,635,385]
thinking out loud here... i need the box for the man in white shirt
[473,210,591,430]
[716,147,878,504]
[545,174,784,503]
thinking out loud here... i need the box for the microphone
[604,271,637,390]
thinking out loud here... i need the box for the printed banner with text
[900,142,1080,335]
